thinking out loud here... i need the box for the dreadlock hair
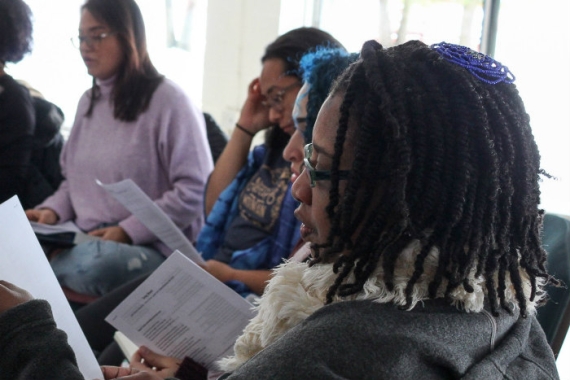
[299,47,359,142]
[0,0,33,65]
[82,0,163,122]
[261,27,344,151]
[314,39,555,316]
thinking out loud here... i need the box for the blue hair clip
[431,42,515,85]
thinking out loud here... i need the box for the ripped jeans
[50,239,165,297]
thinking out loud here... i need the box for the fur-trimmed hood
[218,240,541,372]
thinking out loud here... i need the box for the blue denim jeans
[50,240,165,297]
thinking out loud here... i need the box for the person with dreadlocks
[0,40,560,379]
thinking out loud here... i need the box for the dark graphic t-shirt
[213,155,291,264]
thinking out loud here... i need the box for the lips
[82,57,96,66]
[299,223,315,241]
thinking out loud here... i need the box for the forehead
[312,94,354,166]
[312,94,341,148]
[293,83,310,117]
[259,58,297,95]
[79,9,107,32]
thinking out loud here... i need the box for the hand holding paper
[97,179,205,265]
[0,280,33,313]
[25,208,58,224]
[130,346,181,378]
[105,251,255,371]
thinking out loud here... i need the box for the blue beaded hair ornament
[430,42,515,85]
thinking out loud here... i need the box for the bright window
[494,0,570,216]
[8,0,207,137]
[280,0,485,52]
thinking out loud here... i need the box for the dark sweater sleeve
[173,356,208,380]
[0,300,84,380]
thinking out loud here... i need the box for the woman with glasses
[25,0,213,298]
[196,27,344,298]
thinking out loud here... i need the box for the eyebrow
[264,84,285,97]
[313,142,334,159]
[264,73,298,96]
[79,25,106,34]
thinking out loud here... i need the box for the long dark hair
[82,0,163,121]
[317,40,555,316]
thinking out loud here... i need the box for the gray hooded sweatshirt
[222,299,559,379]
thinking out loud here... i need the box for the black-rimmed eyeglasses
[303,143,350,187]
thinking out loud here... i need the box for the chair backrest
[536,213,570,358]
[203,112,228,163]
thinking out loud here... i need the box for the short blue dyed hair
[298,47,359,141]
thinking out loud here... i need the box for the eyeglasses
[303,143,350,187]
[71,32,115,49]
[294,117,307,130]
[261,81,301,112]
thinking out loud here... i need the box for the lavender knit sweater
[38,77,213,255]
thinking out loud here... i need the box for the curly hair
[82,0,163,121]
[0,0,33,64]
[314,40,555,316]
[299,48,358,142]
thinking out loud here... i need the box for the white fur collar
[217,240,541,372]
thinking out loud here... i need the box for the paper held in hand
[105,250,255,370]
[0,196,103,380]
[97,178,205,265]
[29,220,100,246]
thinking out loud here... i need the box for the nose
[283,130,304,170]
[292,167,312,205]
[268,106,283,124]
[80,42,93,54]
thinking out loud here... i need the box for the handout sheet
[29,220,100,245]
[0,196,103,379]
[97,179,205,265]
[105,251,255,370]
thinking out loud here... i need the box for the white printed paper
[29,220,100,245]
[29,220,82,234]
[105,251,255,370]
[97,179,205,265]
[0,196,103,380]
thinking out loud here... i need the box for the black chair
[203,112,228,163]
[537,213,570,358]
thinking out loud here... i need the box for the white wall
[201,0,281,135]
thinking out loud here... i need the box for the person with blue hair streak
[284,47,360,186]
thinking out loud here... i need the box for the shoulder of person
[0,75,33,105]
[153,77,191,103]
